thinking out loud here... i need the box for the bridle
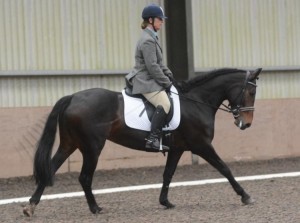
[221,71,257,118]
[170,71,257,118]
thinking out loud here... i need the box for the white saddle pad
[122,86,181,131]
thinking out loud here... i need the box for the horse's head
[227,68,262,130]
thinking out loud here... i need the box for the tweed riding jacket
[125,28,172,94]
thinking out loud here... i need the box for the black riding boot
[145,105,170,152]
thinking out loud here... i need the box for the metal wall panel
[0,0,164,71]
[0,0,166,107]
[192,0,300,68]
[0,75,125,107]
[257,71,300,99]
[0,70,299,107]
[1,0,299,107]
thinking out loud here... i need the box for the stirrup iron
[159,136,169,153]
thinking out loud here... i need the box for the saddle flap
[122,86,181,131]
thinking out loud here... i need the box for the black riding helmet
[142,4,167,32]
[142,4,167,19]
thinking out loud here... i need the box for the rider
[125,4,173,152]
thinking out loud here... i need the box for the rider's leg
[143,91,171,115]
[143,91,170,151]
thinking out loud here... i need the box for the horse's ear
[250,68,262,80]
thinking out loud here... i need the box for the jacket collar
[144,28,162,53]
[144,28,158,40]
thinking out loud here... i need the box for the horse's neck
[188,78,228,108]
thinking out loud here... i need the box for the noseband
[222,71,257,118]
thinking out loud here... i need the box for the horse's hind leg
[194,145,254,205]
[23,145,75,217]
[78,140,105,214]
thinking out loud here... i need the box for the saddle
[122,86,181,132]
[124,87,174,125]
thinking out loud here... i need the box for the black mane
[176,68,245,92]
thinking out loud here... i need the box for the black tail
[33,95,73,186]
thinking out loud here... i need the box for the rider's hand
[165,72,173,81]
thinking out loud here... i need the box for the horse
[23,68,262,217]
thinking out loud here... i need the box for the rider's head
[141,4,167,31]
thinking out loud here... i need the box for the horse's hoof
[242,196,255,205]
[90,206,102,214]
[23,204,36,217]
[160,200,175,209]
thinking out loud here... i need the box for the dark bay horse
[24,68,262,216]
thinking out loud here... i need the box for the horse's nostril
[245,123,251,128]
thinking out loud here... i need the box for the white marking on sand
[1,171,299,205]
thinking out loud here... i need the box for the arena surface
[0,157,299,223]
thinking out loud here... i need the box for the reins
[169,90,233,113]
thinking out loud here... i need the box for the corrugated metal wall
[191,0,300,100]
[258,71,300,99]
[0,75,125,107]
[0,0,165,71]
[0,0,165,107]
[192,0,300,68]
[0,0,299,107]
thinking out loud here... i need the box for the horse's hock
[0,98,300,178]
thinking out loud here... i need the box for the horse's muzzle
[234,119,251,130]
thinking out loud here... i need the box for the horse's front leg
[194,145,254,205]
[159,149,184,208]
